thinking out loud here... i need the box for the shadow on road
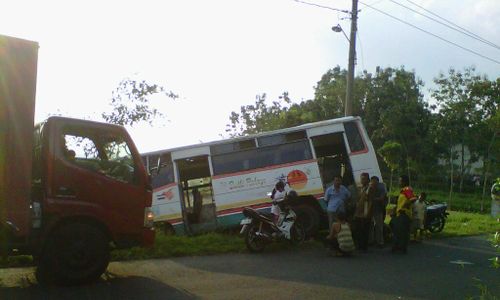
[171,235,499,300]
[0,272,197,300]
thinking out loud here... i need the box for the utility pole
[345,0,358,116]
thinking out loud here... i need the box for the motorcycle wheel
[290,222,306,245]
[245,224,266,253]
[428,216,446,233]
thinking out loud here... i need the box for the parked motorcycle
[424,202,449,233]
[240,193,306,252]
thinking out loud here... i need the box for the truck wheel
[294,205,320,237]
[37,223,110,285]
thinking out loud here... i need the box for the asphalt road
[0,235,498,300]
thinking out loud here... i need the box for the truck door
[47,120,149,246]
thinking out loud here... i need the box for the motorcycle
[424,202,449,233]
[240,192,306,252]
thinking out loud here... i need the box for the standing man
[353,173,374,251]
[392,174,417,254]
[324,175,351,230]
[371,176,387,248]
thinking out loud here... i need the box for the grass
[0,211,497,269]
[388,188,492,214]
[0,255,33,268]
[428,211,499,238]
[111,232,245,261]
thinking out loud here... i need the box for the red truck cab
[1,34,154,285]
[35,117,155,247]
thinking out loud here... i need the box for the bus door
[310,132,354,188]
[175,155,217,234]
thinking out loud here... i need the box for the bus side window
[344,121,366,153]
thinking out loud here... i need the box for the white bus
[142,116,382,235]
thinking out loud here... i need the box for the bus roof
[142,116,361,156]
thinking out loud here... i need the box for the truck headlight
[144,207,155,228]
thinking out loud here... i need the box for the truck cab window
[62,132,135,183]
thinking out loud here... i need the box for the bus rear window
[344,121,366,153]
[151,153,175,188]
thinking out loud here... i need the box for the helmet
[287,190,298,199]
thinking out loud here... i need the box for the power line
[359,1,500,65]
[390,0,500,51]
[366,0,386,7]
[292,0,500,65]
[403,0,500,51]
[291,0,349,14]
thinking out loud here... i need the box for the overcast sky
[2,0,499,152]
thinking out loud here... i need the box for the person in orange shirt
[391,175,416,254]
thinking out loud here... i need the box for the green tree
[378,140,402,193]
[102,78,178,126]
[469,78,500,209]
[432,67,490,193]
[225,92,292,137]
[358,67,433,185]
[310,66,348,119]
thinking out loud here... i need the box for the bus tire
[36,223,110,286]
[293,205,320,237]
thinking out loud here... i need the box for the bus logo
[163,189,174,200]
[287,169,307,190]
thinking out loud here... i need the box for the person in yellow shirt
[392,175,416,254]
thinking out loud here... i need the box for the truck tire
[36,223,110,285]
[293,205,320,237]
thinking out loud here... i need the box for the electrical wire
[292,0,500,65]
[292,0,349,14]
[390,0,500,51]
[403,0,500,51]
[359,1,500,65]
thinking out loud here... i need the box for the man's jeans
[392,213,411,251]
[373,212,384,246]
[353,217,371,250]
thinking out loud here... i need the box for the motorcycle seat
[258,213,274,222]
[427,204,447,211]
[243,207,274,222]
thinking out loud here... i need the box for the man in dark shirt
[353,173,374,251]
[370,176,387,248]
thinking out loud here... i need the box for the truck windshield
[62,130,136,183]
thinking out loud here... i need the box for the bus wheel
[37,223,110,286]
[294,205,320,237]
